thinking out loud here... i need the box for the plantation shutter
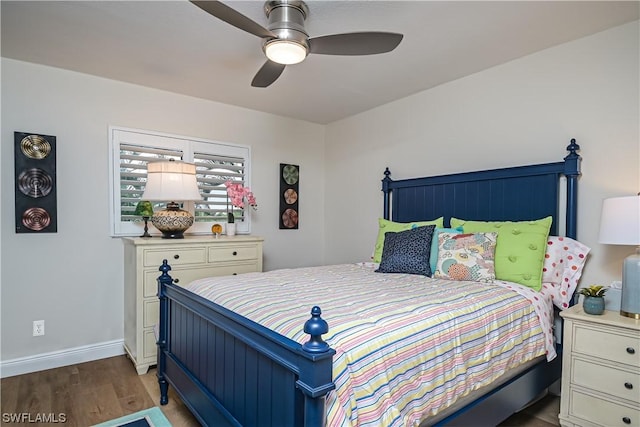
[193,152,247,222]
[119,144,183,221]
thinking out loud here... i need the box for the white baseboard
[0,339,125,378]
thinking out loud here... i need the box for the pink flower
[225,181,258,210]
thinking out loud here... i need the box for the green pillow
[450,216,553,291]
[373,217,444,263]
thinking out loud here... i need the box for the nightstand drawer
[209,245,258,262]
[569,389,640,427]
[573,358,640,402]
[143,247,207,267]
[573,324,640,366]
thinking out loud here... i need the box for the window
[109,127,252,237]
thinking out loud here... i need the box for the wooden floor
[1,355,560,426]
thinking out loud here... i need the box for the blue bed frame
[156,139,581,426]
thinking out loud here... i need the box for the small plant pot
[583,296,605,315]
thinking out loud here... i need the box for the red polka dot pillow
[541,236,590,309]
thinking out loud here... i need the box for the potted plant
[578,285,607,315]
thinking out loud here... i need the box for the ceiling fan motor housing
[263,0,309,50]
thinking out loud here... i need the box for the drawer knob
[232,273,238,275]
[174,254,180,259]
[622,417,631,425]
[174,278,180,284]
[232,251,238,256]
[625,382,633,390]
[627,347,636,354]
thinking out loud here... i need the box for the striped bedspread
[187,263,555,427]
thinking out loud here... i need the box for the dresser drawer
[143,247,207,267]
[569,389,640,427]
[209,245,258,262]
[144,299,158,328]
[573,357,640,403]
[573,324,640,367]
[144,266,219,296]
[143,328,157,359]
[209,262,260,277]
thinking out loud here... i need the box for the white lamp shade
[598,195,640,245]
[142,160,202,201]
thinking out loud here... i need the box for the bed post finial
[302,306,330,353]
[565,138,580,159]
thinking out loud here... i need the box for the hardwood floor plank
[1,355,560,426]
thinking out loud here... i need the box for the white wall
[0,59,326,363]
[324,21,639,291]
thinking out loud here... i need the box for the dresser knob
[233,273,238,275]
[232,251,238,256]
[627,347,636,354]
[174,278,180,284]
[625,382,633,390]
[174,254,180,259]
[622,417,631,424]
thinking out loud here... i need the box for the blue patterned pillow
[376,225,435,276]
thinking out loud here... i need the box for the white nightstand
[559,305,640,427]
[122,235,264,374]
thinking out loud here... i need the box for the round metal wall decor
[17,168,53,198]
[279,164,299,229]
[21,207,52,231]
[20,135,52,159]
[14,132,57,233]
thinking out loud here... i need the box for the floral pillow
[434,232,498,282]
[541,236,591,309]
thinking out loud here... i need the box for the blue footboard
[156,260,335,427]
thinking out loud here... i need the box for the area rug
[92,407,171,427]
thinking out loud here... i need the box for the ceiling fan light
[265,40,307,65]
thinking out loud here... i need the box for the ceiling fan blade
[308,32,403,55]
[190,1,275,39]
[251,60,286,88]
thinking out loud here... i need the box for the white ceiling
[2,1,638,124]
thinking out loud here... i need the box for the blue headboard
[382,139,581,239]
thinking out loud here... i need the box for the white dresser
[559,305,640,427]
[123,235,264,374]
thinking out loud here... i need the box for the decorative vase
[226,222,236,236]
[583,296,605,315]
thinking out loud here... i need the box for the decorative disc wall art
[279,164,299,230]
[14,132,57,233]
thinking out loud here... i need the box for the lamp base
[140,217,152,238]
[150,202,194,239]
[620,247,640,319]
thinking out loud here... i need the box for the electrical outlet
[33,320,45,336]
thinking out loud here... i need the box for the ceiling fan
[191,0,403,88]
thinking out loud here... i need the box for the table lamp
[141,159,202,239]
[598,195,640,318]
